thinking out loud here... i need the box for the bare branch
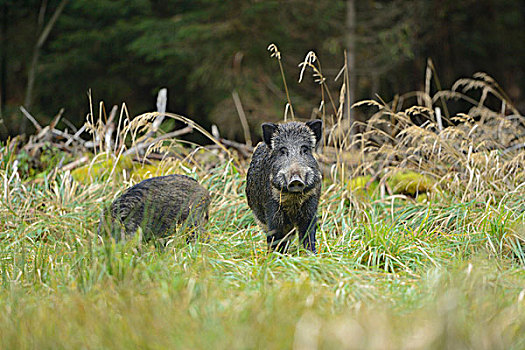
[232,90,252,147]
[19,106,42,131]
[123,126,193,157]
[60,155,89,172]
[36,0,69,49]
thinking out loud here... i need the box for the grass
[1,156,524,349]
[1,60,525,348]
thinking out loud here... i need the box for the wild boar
[246,120,323,253]
[98,174,210,242]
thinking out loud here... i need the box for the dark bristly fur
[246,120,323,253]
[98,175,210,242]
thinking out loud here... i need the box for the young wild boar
[98,174,211,242]
[246,120,323,253]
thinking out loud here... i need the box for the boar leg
[298,215,317,253]
[266,202,293,253]
[266,229,293,253]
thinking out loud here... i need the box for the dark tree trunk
[21,0,68,133]
[345,0,356,110]
[345,0,356,137]
[0,2,7,121]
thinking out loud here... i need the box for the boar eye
[278,147,288,156]
[300,145,311,154]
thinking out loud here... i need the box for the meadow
[1,56,524,349]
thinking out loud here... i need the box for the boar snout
[287,174,305,192]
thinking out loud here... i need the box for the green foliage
[0,139,17,171]
[16,145,74,179]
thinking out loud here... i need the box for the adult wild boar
[246,120,323,253]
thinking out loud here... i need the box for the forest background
[1,0,524,142]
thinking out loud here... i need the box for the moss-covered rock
[387,170,436,196]
[71,155,134,183]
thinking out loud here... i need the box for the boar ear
[306,119,323,147]
[262,123,278,148]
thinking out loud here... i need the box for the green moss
[130,163,168,181]
[387,170,436,196]
[347,175,379,196]
[416,193,429,203]
[71,155,134,183]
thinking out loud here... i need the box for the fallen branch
[35,108,64,142]
[50,128,89,146]
[60,155,89,172]
[104,105,118,154]
[503,143,525,155]
[123,125,193,157]
[232,90,252,147]
[65,124,87,147]
[19,106,42,132]
[218,138,254,158]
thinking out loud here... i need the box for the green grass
[1,154,524,349]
